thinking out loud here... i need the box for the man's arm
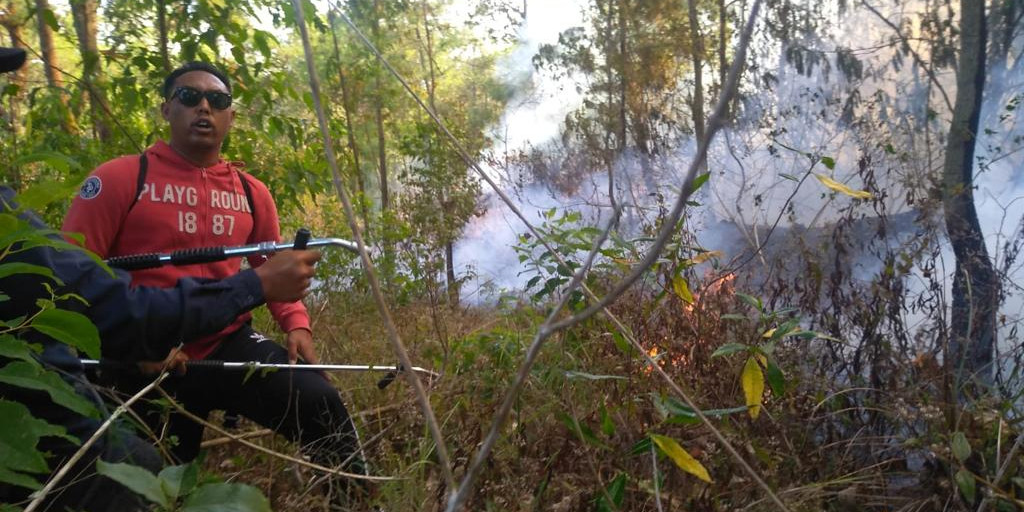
[244,175,318,364]
[4,186,320,362]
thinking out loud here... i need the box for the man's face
[161,70,235,156]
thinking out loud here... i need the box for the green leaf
[736,293,762,312]
[10,174,78,213]
[611,332,633,356]
[41,7,60,31]
[557,412,606,449]
[780,173,799,181]
[11,152,78,174]
[650,434,712,483]
[820,156,836,170]
[595,473,626,511]
[720,313,749,321]
[0,361,98,418]
[628,436,653,455]
[954,468,975,503]
[742,357,764,419]
[96,460,171,508]
[691,172,710,192]
[0,334,38,363]
[159,463,199,501]
[600,405,615,437]
[0,213,18,235]
[951,432,971,463]
[651,394,748,425]
[0,262,57,282]
[181,482,272,512]
[711,343,749,358]
[0,399,72,490]
[31,309,100,359]
[764,360,786,396]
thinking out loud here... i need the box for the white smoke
[453,0,1024,338]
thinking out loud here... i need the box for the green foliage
[0,186,105,492]
[513,208,624,307]
[97,461,272,512]
[0,399,76,490]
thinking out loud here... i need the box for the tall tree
[34,0,76,134]
[69,0,112,141]
[942,0,997,385]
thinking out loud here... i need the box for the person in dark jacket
[0,43,323,512]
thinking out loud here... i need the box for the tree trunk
[718,0,727,86]
[943,0,997,386]
[687,0,706,171]
[69,0,112,142]
[329,10,369,233]
[418,0,458,307]
[371,0,389,211]
[34,0,77,134]
[157,0,170,73]
[602,0,617,211]
[1,7,26,186]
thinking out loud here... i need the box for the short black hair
[162,61,231,99]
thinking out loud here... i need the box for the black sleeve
[0,187,265,362]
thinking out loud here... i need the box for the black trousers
[117,325,364,472]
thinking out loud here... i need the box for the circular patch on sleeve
[79,176,102,200]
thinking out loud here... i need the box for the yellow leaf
[762,328,776,338]
[689,250,723,265]
[742,356,765,419]
[815,174,872,199]
[650,434,713,483]
[673,275,694,304]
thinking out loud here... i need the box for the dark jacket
[0,185,265,367]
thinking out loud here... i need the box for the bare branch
[445,206,622,511]
[24,372,170,512]
[157,388,393,482]
[861,0,954,113]
[291,0,455,491]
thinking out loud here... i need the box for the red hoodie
[62,140,310,359]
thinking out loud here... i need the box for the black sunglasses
[171,86,232,110]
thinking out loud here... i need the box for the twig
[977,428,1024,512]
[24,373,170,512]
[200,428,274,449]
[444,207,622,511]
[335,1,788,509]
[290,0,455,492]
[860,0,954,113]
[652,442,664,512]
[156,387,393,482]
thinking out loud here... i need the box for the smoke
[453,0,1024,347]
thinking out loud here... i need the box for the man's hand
[254,249,321,302]
[137,347,188,375]
[286,328,318,365]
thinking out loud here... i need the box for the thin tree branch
[336,1,789,509]
[156,387,392,482]
[860,0,954,113]
[289,0,455,492]
[445,206,622,511]
[24,372,170,512]
[548,0,759,334]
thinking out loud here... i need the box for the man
[1,42,324,511]
[61,62,363,473]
